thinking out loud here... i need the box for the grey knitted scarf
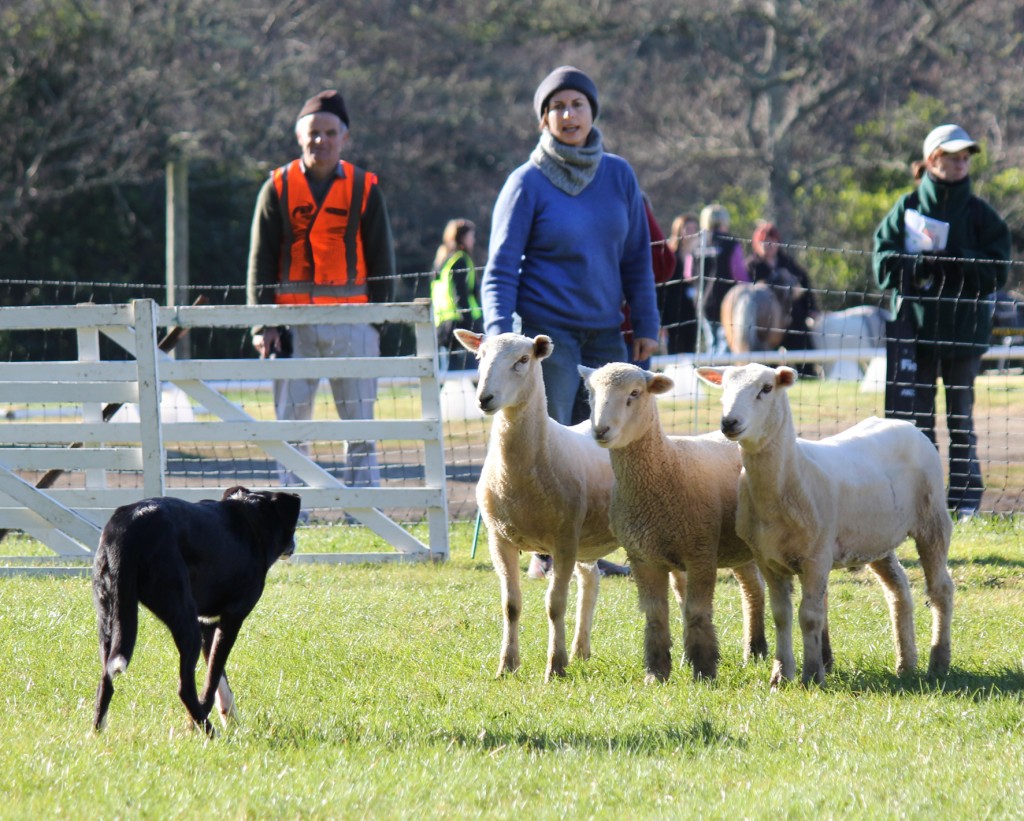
[530,127,604,196]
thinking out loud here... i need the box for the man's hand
[254,326,281,359]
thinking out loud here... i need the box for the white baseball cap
[923,124,980,159]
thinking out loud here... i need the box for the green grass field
[1,518,1022,819]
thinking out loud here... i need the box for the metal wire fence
[2,234,1022,520]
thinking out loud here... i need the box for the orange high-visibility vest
[271,158,375,304]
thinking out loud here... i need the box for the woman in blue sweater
[482,66,660,426]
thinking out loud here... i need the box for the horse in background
[720,271,804,354]
[720,274,891,381]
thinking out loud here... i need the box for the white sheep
[454,330,621,681]
[697,363,954,687]
[579,362,768,683]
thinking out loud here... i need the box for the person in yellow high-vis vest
[246,89,396,494]
[430,218,481,374]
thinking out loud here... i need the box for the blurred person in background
[745,221,819,375]
[873,123,1010,521]
[693,203,749,352]
[431,218,481,376]
[619,193,675,370]
[661,212,700,355]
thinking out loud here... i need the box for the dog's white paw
[215,676,236,726]
[107,655,128,678]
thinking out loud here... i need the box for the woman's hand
[632,336,659,364]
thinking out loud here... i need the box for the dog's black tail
[92,543,139,732]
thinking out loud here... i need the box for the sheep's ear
[776,366,798,389]
[533,335,554,361]
[577,364,596,385]
[695,366,725,387]
[648,374,674,395]
[454,329,483,353]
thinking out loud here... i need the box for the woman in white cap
[873,124,1011,521]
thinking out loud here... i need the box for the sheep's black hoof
[927,647,951,678]
[748,636,770,661]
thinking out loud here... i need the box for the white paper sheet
[904,208,949,253]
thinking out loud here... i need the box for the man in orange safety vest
[246,89,396,495]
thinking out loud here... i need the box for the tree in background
[1,0,1021,313]
[607,0,1024,287]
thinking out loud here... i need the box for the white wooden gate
[0,299,448,572]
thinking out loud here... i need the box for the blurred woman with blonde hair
[693,203,748,351]
[430,218,480,373]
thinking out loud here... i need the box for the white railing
[0,299,448,571]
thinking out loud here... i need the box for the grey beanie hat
[533,66,599,122]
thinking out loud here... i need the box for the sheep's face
[580,362,673,449]
[471,333,552,415]
[697,364,797,449]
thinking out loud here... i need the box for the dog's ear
[272,492,303,529]
[222,485,250,501]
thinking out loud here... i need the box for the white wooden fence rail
[0,299,449,572]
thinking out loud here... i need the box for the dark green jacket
[873,173,1010,351]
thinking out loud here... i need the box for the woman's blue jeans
[519,322,628,426]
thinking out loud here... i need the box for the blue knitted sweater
[481,153,659,341]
